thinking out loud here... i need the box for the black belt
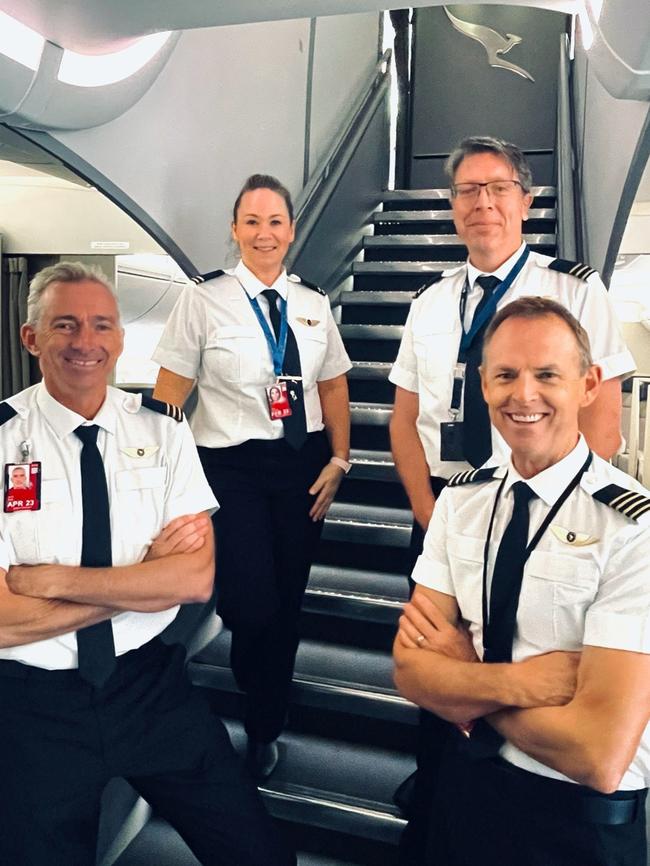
[487,754,645,826]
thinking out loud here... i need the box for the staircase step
[353,261,457,275]
[341,291,413,305]
[323,500,411,547]
[364,233,555,248]
[190,633,416,725]
[305,563,407,624]
[382,186,556,203]
[350,447,396,481]
[350,403,392,425]
[349,361,392,379]
[374,208,555,223]
[340,324,404,340]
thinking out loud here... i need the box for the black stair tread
[375,207,555,222]
[353,261,458,273]
[350,403,392,425]
[341,290,413,305]
[349,361,392,377]
[327,500,410,527]
[191,631,405,700]
[111,815,360,866]
[224,721,414,819]
[308,563,408,605]
[364,233,555,247]
[340,324,404,339]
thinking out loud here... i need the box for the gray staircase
[116,187,558,865]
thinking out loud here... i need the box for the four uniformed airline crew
[394,298,650,866]
[153,174,352,779]
[388,135,635,862]
[0,262,294,866]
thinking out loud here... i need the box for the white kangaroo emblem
[444,7,535,82]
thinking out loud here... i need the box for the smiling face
[21,279,124,416]
[451,152,532,271]
[480,314,601,477]
[231,187,295,284]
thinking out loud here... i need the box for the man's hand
[308,462,344,522]
[144,513,211,561]
[6,564,58,599]
[397,591,478,663]
[513,651,581,708]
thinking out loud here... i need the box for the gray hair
[26,262,119,327]
[445,136,533,193]
[482,297,593,374]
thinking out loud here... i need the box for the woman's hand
[308,462,345,521]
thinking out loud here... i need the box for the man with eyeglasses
[388,135,635,863]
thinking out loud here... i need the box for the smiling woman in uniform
[152,174,351,779]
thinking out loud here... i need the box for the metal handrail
[555,33,578,259]
[288,48,391,268]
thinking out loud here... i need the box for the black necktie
[463,480,536,760]
[262,289,307,450]
[484,481,536,663]
[74,424,116,687]
[462,275,500,468]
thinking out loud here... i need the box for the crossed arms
[393,585,650,794]
[0,513,214,648]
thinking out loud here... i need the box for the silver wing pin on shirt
[444,7,535,83]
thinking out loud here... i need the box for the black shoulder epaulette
[0,403,17,425]
[592,484,650,521]
[292,274,325,295]
[140,395,184,423]
[447,467,498,487]
[191,269,225,285]
[548,259,597,281]
[414,272,444,299]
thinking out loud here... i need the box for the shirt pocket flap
[40,479,68,503]
[206,326,258,346]
[115,467,166,492]
[526,550,597,585]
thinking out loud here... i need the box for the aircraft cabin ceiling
[1,0,579,50]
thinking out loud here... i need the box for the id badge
[4,461,41,512]
[440,422,465,462]
[266,381,292,421]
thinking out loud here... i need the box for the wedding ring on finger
[416,634,426,646]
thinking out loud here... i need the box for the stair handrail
[555,32,579,260]
[288,48,392,270]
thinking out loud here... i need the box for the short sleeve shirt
[152,262,352,448]
[413,436,650,789]
[389,248,636,477]
[0,383,218,670]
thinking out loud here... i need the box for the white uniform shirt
[0,383,218,670]
[389,246,636,477]
[152,261,352,448]
[413,436,650,789]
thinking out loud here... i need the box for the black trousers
[199,432,330,743]
[428,738,647,866]
[399,475,453,865]
[0,639,294,866]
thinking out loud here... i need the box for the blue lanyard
[247,293,289,377]
[459,245,530,354]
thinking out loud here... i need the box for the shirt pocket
[204,326,266,384]
[294,325,327,385]
[520,550,600,649]
[412,331,458,380]
[7,479,72,564]
[447,533,485,627]
[114,466,166,557]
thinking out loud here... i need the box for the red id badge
[4,461,41,512]
[266,381,292,420]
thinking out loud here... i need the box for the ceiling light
[58,32,172,88]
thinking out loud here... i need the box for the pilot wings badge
[443,7,535,83]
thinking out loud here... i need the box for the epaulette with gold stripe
[447,467,498,487]
[140,395,185,423]
[592,484,650,521]
[288,273,325,295]
[414,272,444,299]
[548,259,597,281]
[191,269,225,285]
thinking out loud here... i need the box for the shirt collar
[234,260,288,300]
[36,382,117,440]
[466,241,526,289]
[503,434,590,507]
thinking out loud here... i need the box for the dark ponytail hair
[232,174,294,223]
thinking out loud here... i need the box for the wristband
[330,456,352,475]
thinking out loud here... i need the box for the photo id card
[4,461,41,512]
[440,422,465,462]
[266,381,292,420]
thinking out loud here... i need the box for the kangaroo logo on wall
[443,7,535,82]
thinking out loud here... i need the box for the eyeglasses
[451,180,524,199]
